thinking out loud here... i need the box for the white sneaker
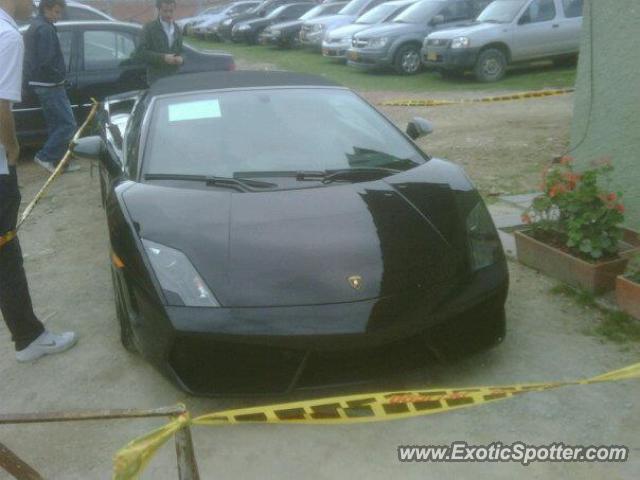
[34,156,56,173]
[16,330,78,363]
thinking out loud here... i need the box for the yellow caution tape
[381,88,575,107]
[114,361,640,480]
[0,230,16,250]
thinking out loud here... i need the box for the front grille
[170,336,305,395]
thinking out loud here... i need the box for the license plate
[427,51,438,62]
[348,51,358,61]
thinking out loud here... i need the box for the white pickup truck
[422,0,583,81]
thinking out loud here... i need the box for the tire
[111,267,137,353]
[393,44,422,75]
[474,48,507,82]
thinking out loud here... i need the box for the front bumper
[131,263,508,396]
[422,45,480,70]
[299,29,324,48]
[346,47,392,70]
[322,41,350,59]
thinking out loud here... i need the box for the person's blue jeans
[33,86,77,166]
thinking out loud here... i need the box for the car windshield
[202,5,224,15]
[144,89,424,182]
[393,0,445,24]
[266,5,290,18]
[340,0,371,16]
[476,0,528,23]
[355,3,407,24]
[302,3,343,19]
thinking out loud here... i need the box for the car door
[511,0,562,60]
[75,25,147,111]
[555,0,583,54]
[13,26,79,145]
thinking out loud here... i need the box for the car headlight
[238,24,251,31]
[466,201,501,271]
[271,29,280,37]
[142,239,219,307]
[222,18,233,26]
[451,36,470,49]
[368,37,388,48]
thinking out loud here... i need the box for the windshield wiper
[319,167,401,184]
[230,167,401,184]
[144,173,277,191]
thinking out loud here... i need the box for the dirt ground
[1,86,638,479]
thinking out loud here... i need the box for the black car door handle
[552,24,560,28]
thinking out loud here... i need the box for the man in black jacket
[136,0,184,85]
[23,0,78,173]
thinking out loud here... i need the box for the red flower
[549,184,567,198]
[562,172,581,190]
[607,192,617,202]
[521,213,532,224]
[615,204,625,213]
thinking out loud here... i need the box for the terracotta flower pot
[616,275,640,320]
[515,229,640,294]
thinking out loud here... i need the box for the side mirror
[430,14,445,26]
[71,135,103,161]
[406,117,434,140]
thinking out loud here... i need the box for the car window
[477,0,528,23]
[64,6,108,21]
[289,4,313,17]
[519,0,556,24]
[561,0,582,18]
[144,89,424,180]
[393,1,449,24]
[83,30,137,71]
[57,31,73,71]
[439,0,474,21]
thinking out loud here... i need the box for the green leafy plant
[624,254,640,284]
[521,156,625,261]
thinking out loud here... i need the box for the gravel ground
[0,82,637,479]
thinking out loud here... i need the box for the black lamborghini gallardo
[71,71,508,395]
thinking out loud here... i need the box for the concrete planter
[616,275,640,320]
[515,229,640,294]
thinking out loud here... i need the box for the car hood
[353,22,423,39]
[243,17,271,28]
[327,22,376,40]
[123,162,469,308]
[269,19,303,30]
[428,21,498,39]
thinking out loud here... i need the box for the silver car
[423,0,583,81]
[322,0,416,59]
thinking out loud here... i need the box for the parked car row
[188,0,583,81]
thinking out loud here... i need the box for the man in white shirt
[136,0,184,84]
[0,0,77,362]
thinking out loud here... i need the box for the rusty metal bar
[0,442,43,480]
[0,405,186,425]
[174,425,200,480]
